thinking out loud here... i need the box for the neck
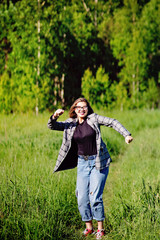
[78,117,84,124]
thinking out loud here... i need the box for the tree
[82,66,112,108]
[0,0,159,112]
[110,0,160,108]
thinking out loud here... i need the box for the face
[75,101,88,120]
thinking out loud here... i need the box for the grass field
[0,109,160,240]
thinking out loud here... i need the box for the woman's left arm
[96,114,133,144]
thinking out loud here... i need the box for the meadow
[0,109,160,240]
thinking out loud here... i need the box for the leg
[89,166,109,224]
[85,220,93,230]
[76,158,92,223]
[97,221,104,230]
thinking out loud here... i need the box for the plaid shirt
[48,113,131,173]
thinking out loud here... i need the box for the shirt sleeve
[47,115,66,131]
[96,114,131,138]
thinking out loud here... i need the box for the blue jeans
[76,155,109,222]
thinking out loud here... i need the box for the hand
[125,135,133,144]
[52,109,64,119]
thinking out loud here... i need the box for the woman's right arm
[47,109,65,131]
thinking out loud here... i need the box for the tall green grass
[0,113,81,240]
[103,126,160,239]
[0,110,160,239]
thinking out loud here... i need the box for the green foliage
[110,0,160,108]
[0,72,16,113]
[0,0,160,112]
[82,66,112,108]
[142,78,159,109]
[114,81,129,111]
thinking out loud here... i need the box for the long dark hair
[69,98,94,118]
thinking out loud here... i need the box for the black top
[73,120,97,156]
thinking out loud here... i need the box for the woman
[48,98,133,239]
